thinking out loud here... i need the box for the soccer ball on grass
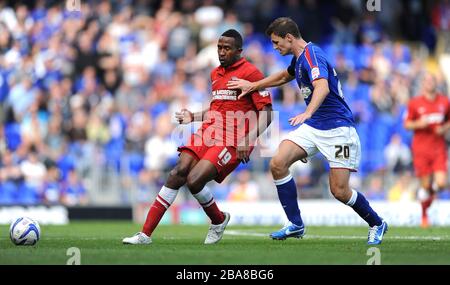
[9,217,41,246]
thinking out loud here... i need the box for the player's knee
[330,184,349,203]
[166,164,190,188]
[170,163,190,180]
[270,157,288,176]
[186,173,203,194]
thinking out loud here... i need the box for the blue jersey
[287,43,355,130]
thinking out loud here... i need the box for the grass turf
[1,221,449,265]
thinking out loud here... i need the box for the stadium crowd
[1,0,450,205]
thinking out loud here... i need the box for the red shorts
[178,134,248,183]
[412,147,448,177]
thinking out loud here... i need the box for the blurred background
[1,0,450,225]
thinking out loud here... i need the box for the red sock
[201,200,225,225]
[421,196,434,218]
[142,197,169,236]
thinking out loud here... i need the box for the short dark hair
[221,29,243,49]
[265,17,301,39]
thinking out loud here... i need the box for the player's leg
[434,171,448,192]
[269,139,311,240]
[418,175,433,228]
[141,152,198,235]
[428,150,449,217]
[123,152,198,244]
[419,170,448,228]
[186,159,230,244]
[318,126,386,244]
[329,168,383,224]
[329,168,387,245]
[186,159,225,224]
[413,152,434,228]
[433,145,448,192]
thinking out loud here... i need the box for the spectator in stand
[227,169,259,202]
[61,168,88,206]
[384,133,412,174]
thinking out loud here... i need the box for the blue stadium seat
[0,182,17,205]
[17,183,40,205]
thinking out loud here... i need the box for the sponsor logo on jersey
[311,67,320,80]
[212,90,238,101]
[424,113,445,124]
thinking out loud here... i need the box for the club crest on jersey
[300,86,312,99]
[259,90,270,97]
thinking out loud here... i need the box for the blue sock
[274,174,303,227]
[346,190,382,227]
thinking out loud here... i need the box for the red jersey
[198,58,272,147]
[405,94,450,152]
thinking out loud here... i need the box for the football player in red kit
[123,29,273,244]
[404,73,450,228]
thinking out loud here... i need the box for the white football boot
[122,232,152,245]
[204,212,230,244]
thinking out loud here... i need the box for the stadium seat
[0,182,17,205]
[17,183,40,205]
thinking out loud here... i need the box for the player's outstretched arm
[175,108,210,124]
[228,70,294,99]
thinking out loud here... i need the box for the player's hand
[415,118,429,129]
[435,125,446,136]
[175,109,193,124]
[237,145,251,164]
[289,112,312,127]
[227,78,253,99]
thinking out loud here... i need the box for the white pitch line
[225,230,444,241]
[0,232,445,242]
[0,237,104,241]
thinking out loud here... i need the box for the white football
[9,217,41,246]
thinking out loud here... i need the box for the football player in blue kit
[228,17,387,245]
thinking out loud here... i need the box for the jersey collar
[297,42,313,59]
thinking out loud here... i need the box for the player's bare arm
[227,70,295,99]
[289,78,330,126]
[237,105,273,163]
[175,108,210,124]
[404,117,429,130]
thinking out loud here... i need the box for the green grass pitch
[1,221,450,265]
